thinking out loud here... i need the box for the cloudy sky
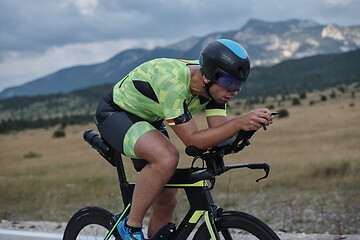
[0,0,359,92]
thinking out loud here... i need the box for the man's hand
[237,108,274,131]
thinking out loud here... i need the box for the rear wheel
[193,211,280,240]
[63,206,120,240]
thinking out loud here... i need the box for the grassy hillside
[0,91,359,234]
[0,49,359,133]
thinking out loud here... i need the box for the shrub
[266,104,275,110]
[351,91,355,99]
[234,100,242,106]
[299,92,307,99]
[337,86,346,94]
[292,98,301,106]
[277,109,289,118]
[24,151,41,158]
[53,128,65,138]
[330,91,337,99]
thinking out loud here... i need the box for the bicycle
[63,129,281,240]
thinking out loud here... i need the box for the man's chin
[214,99,228,104]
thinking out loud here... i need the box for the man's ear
[203,75,211,84]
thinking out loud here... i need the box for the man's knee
[160,148,179,170]
[135,131,179,171]
[150,146,179,172]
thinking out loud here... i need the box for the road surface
[0,229,62,240]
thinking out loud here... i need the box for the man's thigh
[97,111,156,159]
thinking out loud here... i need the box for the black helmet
[199,39,250,92]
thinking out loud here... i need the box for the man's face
[209,83,239,104]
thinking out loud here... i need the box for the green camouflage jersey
[112,58,226,126]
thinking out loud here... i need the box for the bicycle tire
[193,211,280,240]
[63,206,120,240]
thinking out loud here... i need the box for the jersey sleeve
[205,100,227,117]
[165,100,192,126]
[156,80,192,126]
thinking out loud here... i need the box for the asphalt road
[0,229,63,240]
[1,227,360,240]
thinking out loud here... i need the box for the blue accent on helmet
[199,54,203,67]
[217,39,248,59]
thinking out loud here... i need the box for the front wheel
[193,211,280,240]
[63,206,120,240]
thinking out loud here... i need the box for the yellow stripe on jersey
[205,108,227,117]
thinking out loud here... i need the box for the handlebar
[188,162,270,191]
[189,163,270,184]
[185,130,270,186]
[185,130,256,157]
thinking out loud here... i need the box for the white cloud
[74,0,98,15]
[325,0,353,7]
[0,38,170,91]
[59,0,99,15]
[0,0,359,92]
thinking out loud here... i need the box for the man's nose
[229,89,239,95]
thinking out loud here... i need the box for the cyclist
[94,39,275,240]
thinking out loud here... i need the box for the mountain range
[1,48,359,133]
[1,18,359,99]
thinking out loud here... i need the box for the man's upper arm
[169,118,198,147]
[206,115,228,128]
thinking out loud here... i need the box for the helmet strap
[203,81,214,99]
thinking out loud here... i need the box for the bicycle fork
[104,203,131,240]
[204,206,223,240]
[168,186,223,240]
[161,207,222,240]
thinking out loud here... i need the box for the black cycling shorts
[95,90,169,171]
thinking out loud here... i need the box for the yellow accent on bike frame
[204,211,217,240]
[189,210,205,224]
[105,203,131,240]
[165,180,206,187]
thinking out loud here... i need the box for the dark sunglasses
[216,73,245,92]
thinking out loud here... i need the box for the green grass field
[0,93,359,235]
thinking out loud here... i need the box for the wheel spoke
[63,207,119,240]
[193,212,280,240]
[220,228,233,240]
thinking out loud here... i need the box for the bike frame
[83,129,270,240]
[105,151,223,240]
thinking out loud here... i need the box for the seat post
[114,151,128,184]
[113,151,134,206]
